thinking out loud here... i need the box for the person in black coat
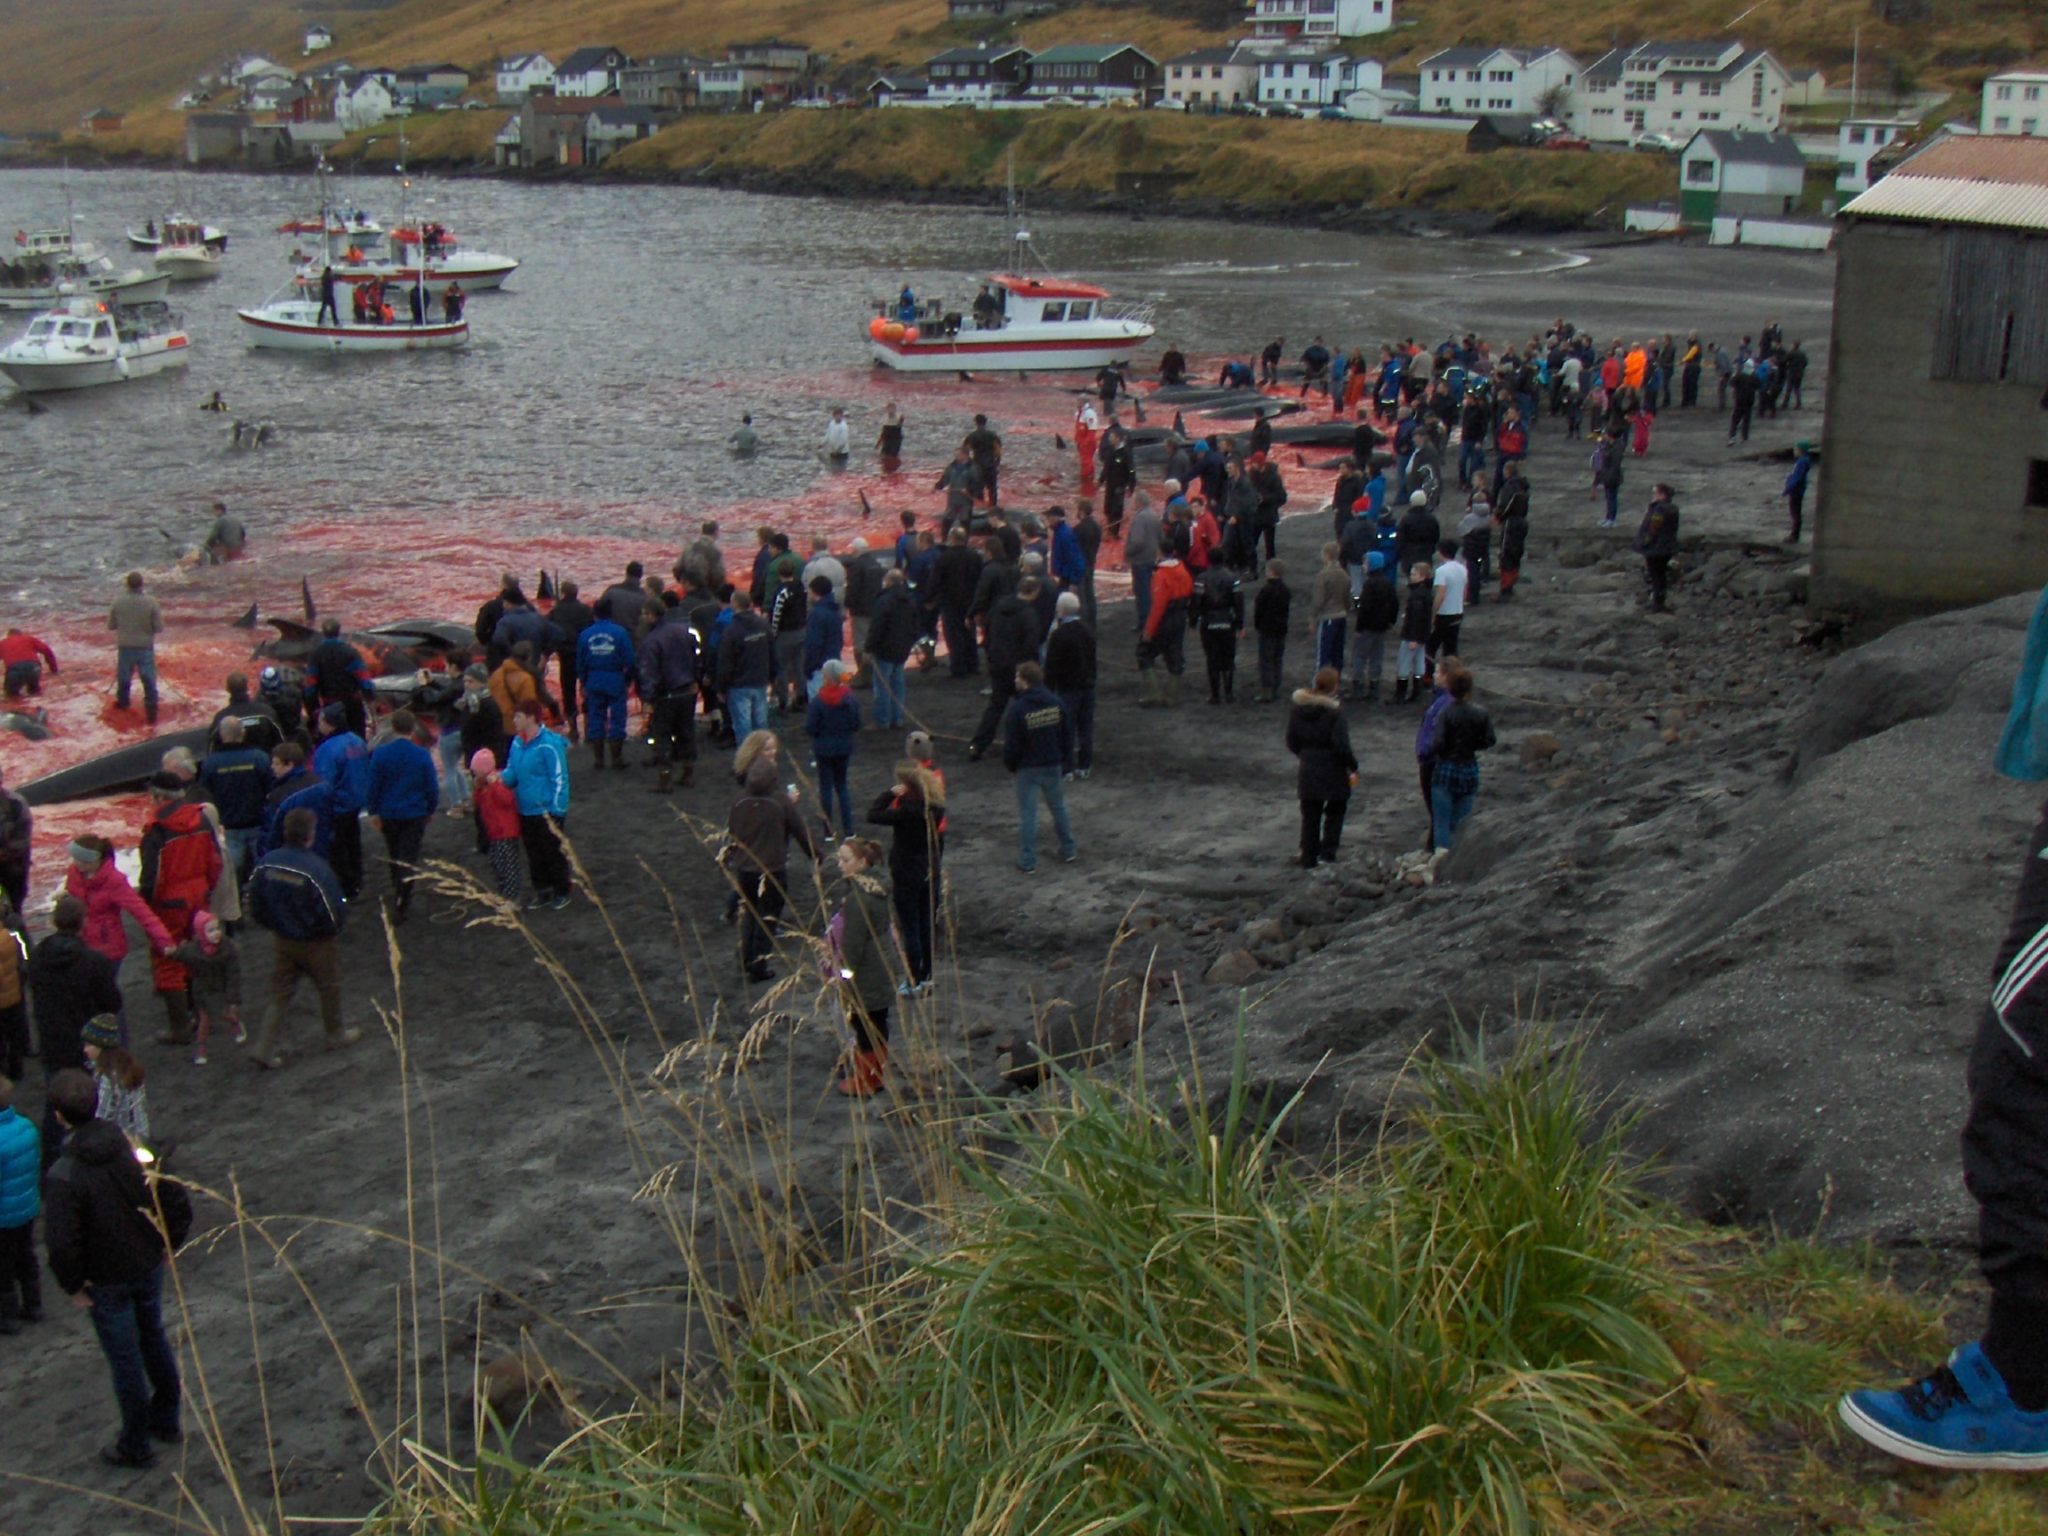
[866,763,944,992]
[1284,667,1358,868]
[1042,594,1098,777]
[28,896,121,1078]
[931,529,985,678]
[968,580,1043,759]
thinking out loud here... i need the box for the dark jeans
[1787,486,1806,542]
[1419,759,1436,852]
[1425,615,1461,670]
[4,660,41,698]
[0,1220,40,1321]
[893,879,934,985]
[1257,634,1285,696]
[1129,562,1155,634]
[330,813,364,901]
[1298,796,1347,866]
[88,1264,180,1461]
[940,603,978,676]
[520,813,570,900]
[0,859,22,916]
[648,691,698,766]
[816,754,854,836]
[1645,555,1672,609]
[1201,629,1237,701]
[1681,364,1700,407]
[1057,687,1096,771]
[379,816,426,910]
[971,671,1018,754]
[0,1000,25,1082]
[738,869,787,973]
[1729,401,1753,441]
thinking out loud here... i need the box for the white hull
[128,225,227,253]
[871,322,1153,374]
[155,249,222,282]
[0,339,189,393]
[239,300,468,353]
[0,269,171,312]
[305,254,516,298]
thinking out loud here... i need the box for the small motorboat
[0,228,170,310]
[151,218,223,282]
[870,269,1154,374]
[0,296,190,392]
[298,234,518,299]
[238,282,468,353]
[276,208,384,247]
[127,218,228,254]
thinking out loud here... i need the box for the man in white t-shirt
[1427,538,1468,671]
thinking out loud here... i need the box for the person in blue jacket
[576,598,636,772]
[1784,440,1813,544]
[804,659,862,840]
[802,576,843,700]
[261,744,331,858]
[312,704,369,900]
[244,807,357,1065]
[0,1072,40,1330]
[365,709,439,923]
[498,700,573,908]
[1048,507,1086,598]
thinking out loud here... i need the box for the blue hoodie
[366,737,440,821]
[803,591,844,679]
[501,727,571,818]
[0,1104,40,1228]
[314,731,369,817]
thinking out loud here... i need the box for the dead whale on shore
[253,616,474,673]
[1,708,49,742]
[18,726,212,806]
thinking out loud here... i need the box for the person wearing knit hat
[80,1015,121,1051]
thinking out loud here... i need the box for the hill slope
[5,0,2045,135]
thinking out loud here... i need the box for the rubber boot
[679,762,695,789]
[652,766,673,795]
[590,741,606,772]
[1138,669,1163,709]
[1165,674,1182,708]
[145,700,159,727]
[609,739,627,770]
[1393,679,1409,704]
[836,1049,884,1098]
[157,990,192,1047]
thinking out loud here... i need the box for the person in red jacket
[1187,500,1220,574]
[138,772,223,1047]
[1139,555,1194,709]
[0,628,57,700]
[467,749,523,901]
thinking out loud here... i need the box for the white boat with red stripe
[237,288,467,354]
[870,270,1154,373]
[0,296,190,392]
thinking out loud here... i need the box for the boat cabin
[23,305,116,349]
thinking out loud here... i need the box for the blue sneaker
[1839,1341,2048,1470]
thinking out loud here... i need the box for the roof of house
[186,112,251,128]
[1582,39,1755,84]
[84,106,121,119]
[588,104,660,127]
[1628,39,1739,62]
[928,44,1032,65]
[1470,112,1540,136]
[1418,46,1540,69]
[395,63,466,78]
[870,73,929,91]
[1260,50,1354,68]
[1028,43,1158,66]
[528,92,607,113]
[500,53,553,70]
[1842,135,2048,230]
[558,46,628,74]
[1685,129,1808,170]
[1165,47,1246,67]
[1986,67,2048,81]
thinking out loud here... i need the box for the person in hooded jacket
[499,701,574,908]
[64,836,171,988]
[311,704,369,900]
[1493,461,1531,600]
[969,577,1043,759]
[41,1067,189,1468]
[1285,667,1358,868]
[1428,660,1496,851]
[1195,561,1244,705]
[305,620,373,741]
[548,580,596,743]
[577,599,637,771]
[727,755,818,983]
[805,660,863,839]
[803,577,845,701]
[1351,551,1400,702]
[862,570,920,732]
[138,773,222,1046]
[640,593,701,794]
[31,896,121,1079]
[828,836,897,1097]
[868,759,944,994]
[1394,491,1441,584]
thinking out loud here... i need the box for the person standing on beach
[311,705,368,902]
[640,592,701,795]
[1634,485,1681,613]
[364,709,438,925]
[1427,660,1494,852]
[499,700,572,909]
[576,600,636,772]
[548,580,595,744]
[1426,540,1467,673]
[1001,662,1077,873]
[243,808,358,1067]
[829,837,895,1097]
[727,754,817,984]
[108,573,163,727]
[1285,666,1357,869]
[1784,441,1814,544]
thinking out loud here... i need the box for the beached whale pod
[868,316,889,339]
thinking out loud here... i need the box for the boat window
[24,319,53,339]
[1067,301,1095,321]
[91,322,112,341]
[1040,302,1067,323]
[58,321,90,339]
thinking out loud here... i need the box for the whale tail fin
[858,490,874,520]
[231,603,260,630]
[537,568,556,602]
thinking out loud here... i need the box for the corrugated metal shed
[1892,135,2048,186]
[1841,175,2048,232]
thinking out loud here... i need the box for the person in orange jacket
[1139,555,1194,709]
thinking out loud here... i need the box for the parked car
[1529,116,1565,139]
[1630,131,1682,154]
[1316,105,1350,121]
[1262,101,1302,118]
[1541,133,1592,151]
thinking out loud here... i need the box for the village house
[1021,44,1158,104]
[698,58,805,110]
[948,0,1056,20]
[1836,117,1916,195]
[390,64,469,109]
[1162,47,1260,111]
[335,74,398,132]
[1676,128,1808,223]
[1248,0,1392,44]
[1815,135,2048,613]
[584,104,661,162]
[496,54,556,104]
[1981,69,2048,137]
[620,55,709,113]
[868,74,929,107]
[925,43,1033,104]
[493,115,524,168]
[303,24,333,56]
[1256,51,1375,110]
[554,46,631,98]
[231,56,293,87]
[1416,46,1577,118]
[1573,39,1788,144]
[80,106,124,136]
[727,40,812,73]
[184,111,251,164]
[518,93,611,167]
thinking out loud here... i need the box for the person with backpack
[1195,560,1244,706]
[41,1066,192,1467]
[1350,551,1400,703]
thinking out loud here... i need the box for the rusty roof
[1892,134,2048,186]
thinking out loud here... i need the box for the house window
[1488,69,1512,82]
[1624,81,1655,102]
[1489,97,1513,109]
[1685,158,1714,184]
[2030,461,2048,510]
[1996,84,2014,100]
[2027,118,2041,134]
[1466,69,1480,82]
[1701,81,1722,97]
[1995,114,2012,131]
[1848,126,1866,143]
[1671,81,1684,95]
[1211,66,1222,78]
[1752,70,1765,108]
[1625,109,1646,130]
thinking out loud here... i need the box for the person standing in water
[823,407,852,467]
[876,403,904,465]
[729,414,760,457]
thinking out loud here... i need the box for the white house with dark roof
[1678,128,1808,223]
[1573,40,1787,144]
[1416,46,1578,117]
[1163,46,1260,109]
[1248,0,1391,43]
[555,46,631,98]
[496,54,556,103]
[1021,44,1159,103]
[303,25,333,56]
[925,43,1033,103]
[1256,50,1376,109]
[1981,69,2048,136]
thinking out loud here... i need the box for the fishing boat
[237,282,467,353]
[296,220,518,298]
[0,296,190,392]
[126,217,228,253]
[0,227,170,310]
[276,207,384,248]
[151,218,223,282]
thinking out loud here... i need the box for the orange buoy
[868,316,889,340]
[882,321,906,343]
[902,325,920,344]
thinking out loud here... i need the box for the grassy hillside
[7,0,2046,138]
